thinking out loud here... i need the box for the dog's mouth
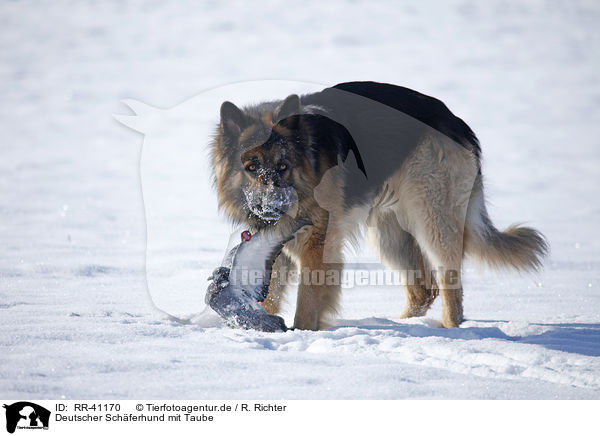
[243,185,297,223]
[248,204,287,222]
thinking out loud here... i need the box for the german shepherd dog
[211,81,547,330]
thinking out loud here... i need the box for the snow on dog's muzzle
[243,184,298,221]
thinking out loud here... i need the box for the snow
[1,0,600,399]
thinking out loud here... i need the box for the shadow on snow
[333,318,600,357]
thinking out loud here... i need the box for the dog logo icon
[3,402,50,433]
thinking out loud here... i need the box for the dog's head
[238,137,298,223]
[212,94,318,227]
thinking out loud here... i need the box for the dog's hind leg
[420,240,464,328]
[397,200,465,328]
[401,254,439,318]
[367,210,438,318]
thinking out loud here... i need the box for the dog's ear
[220,101,248,139]
[275,94,301,123]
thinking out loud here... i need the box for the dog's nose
[257,169,276,184]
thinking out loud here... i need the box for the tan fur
[260,253,295,315]
[363,133,547,327]
[353,135,462,326]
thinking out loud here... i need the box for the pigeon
[205,220,311,332]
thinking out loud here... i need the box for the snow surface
[1,0,600,399]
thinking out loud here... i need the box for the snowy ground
[1,0,600,399]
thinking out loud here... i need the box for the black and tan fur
[210,81,548,330]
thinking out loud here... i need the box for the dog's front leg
[293,228,342,331]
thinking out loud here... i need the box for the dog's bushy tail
[465,215,548,272]
[464,178,548,271]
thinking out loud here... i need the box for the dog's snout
[243,184,296,222]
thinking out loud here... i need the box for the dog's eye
[246,164,257,172]
[278,163,287,171]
